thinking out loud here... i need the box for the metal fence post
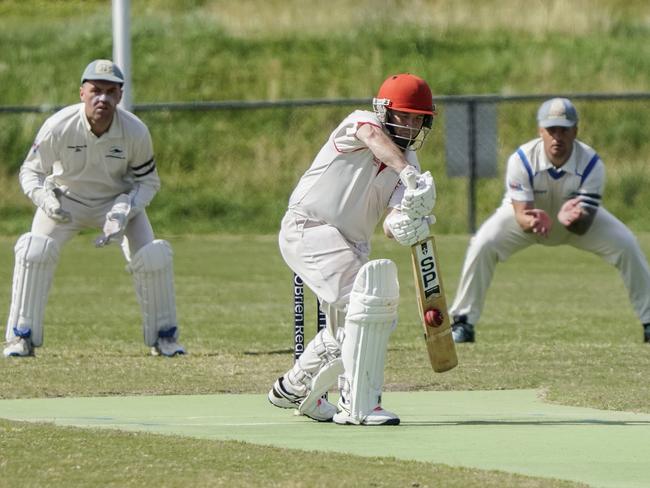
[468,100,477,234]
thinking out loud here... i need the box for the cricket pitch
[0,389,648,488]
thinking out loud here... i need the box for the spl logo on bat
[417,241,441,299]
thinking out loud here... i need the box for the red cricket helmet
[373,74,436,150]
[375,73,435,115]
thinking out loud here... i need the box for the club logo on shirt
[67,144,87,153]
[508,181,523,191]
[106,146,125,159]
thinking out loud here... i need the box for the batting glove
[30,186,71,223]
[399,165,420,188]
[385,212,430,246]
[400,171,436,219]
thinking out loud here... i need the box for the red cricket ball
[424,308,443,327]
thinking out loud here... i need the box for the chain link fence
[1,93,649,234]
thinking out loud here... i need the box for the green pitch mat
[0,389,648,488]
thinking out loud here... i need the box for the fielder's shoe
[3,337,34,358]
[151,327,185,357]
[151,338,186,357]
[452,319,475,343]
[333,396,400,426]
[268,376,336,422]
[644,323,650,343]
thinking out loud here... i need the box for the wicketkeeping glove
[399,169,436,219]
[95,194,131,247]
[30,186,71,223]
[385,212,430,246]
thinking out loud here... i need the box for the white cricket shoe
[3,337,34,358]
[268,376,302,409]
[268,376,337,422]
[151,337,186,357]
[333,397,400,426]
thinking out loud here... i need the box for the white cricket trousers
[449,204,650,325]
[279,209,369,333]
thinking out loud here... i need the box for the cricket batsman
[268,73,438,425]
[3,59,185,358]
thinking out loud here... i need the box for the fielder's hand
[95,194,131,247]
[557,198,584,227]
[524,208,552,237]
[385,212,430,246]
[30,186,72,223]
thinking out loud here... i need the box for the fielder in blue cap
[449,97,650,345]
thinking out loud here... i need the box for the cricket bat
[411,235,458,372]
[401,169,457,373]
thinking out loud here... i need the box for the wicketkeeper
[3,59,185,358]
[268,74,438,425]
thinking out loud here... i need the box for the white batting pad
[128,240,177,346]
[273,326,342,420]
[6,233,59,347]
[288,327,342,394]
[298,357,344,416]
[340,259,399,422]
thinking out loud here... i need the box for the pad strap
[292,327,344,415]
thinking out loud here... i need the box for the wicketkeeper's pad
[128,240,178,346]
[6,233,59,346]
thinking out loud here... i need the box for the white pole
[112,0,132,110]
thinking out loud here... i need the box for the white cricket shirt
[503,138,605,215]
[20,103,160,208]
[288,110,419,244]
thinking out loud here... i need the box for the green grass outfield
[0,233,649,487]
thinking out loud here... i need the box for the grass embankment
[1,1,650,235]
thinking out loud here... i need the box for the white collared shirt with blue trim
[503,138,604,215]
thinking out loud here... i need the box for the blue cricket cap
[537,98,578,128]
[81,59,124,85]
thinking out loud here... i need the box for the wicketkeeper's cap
[81,59,124,85]
[537,98,578,128]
